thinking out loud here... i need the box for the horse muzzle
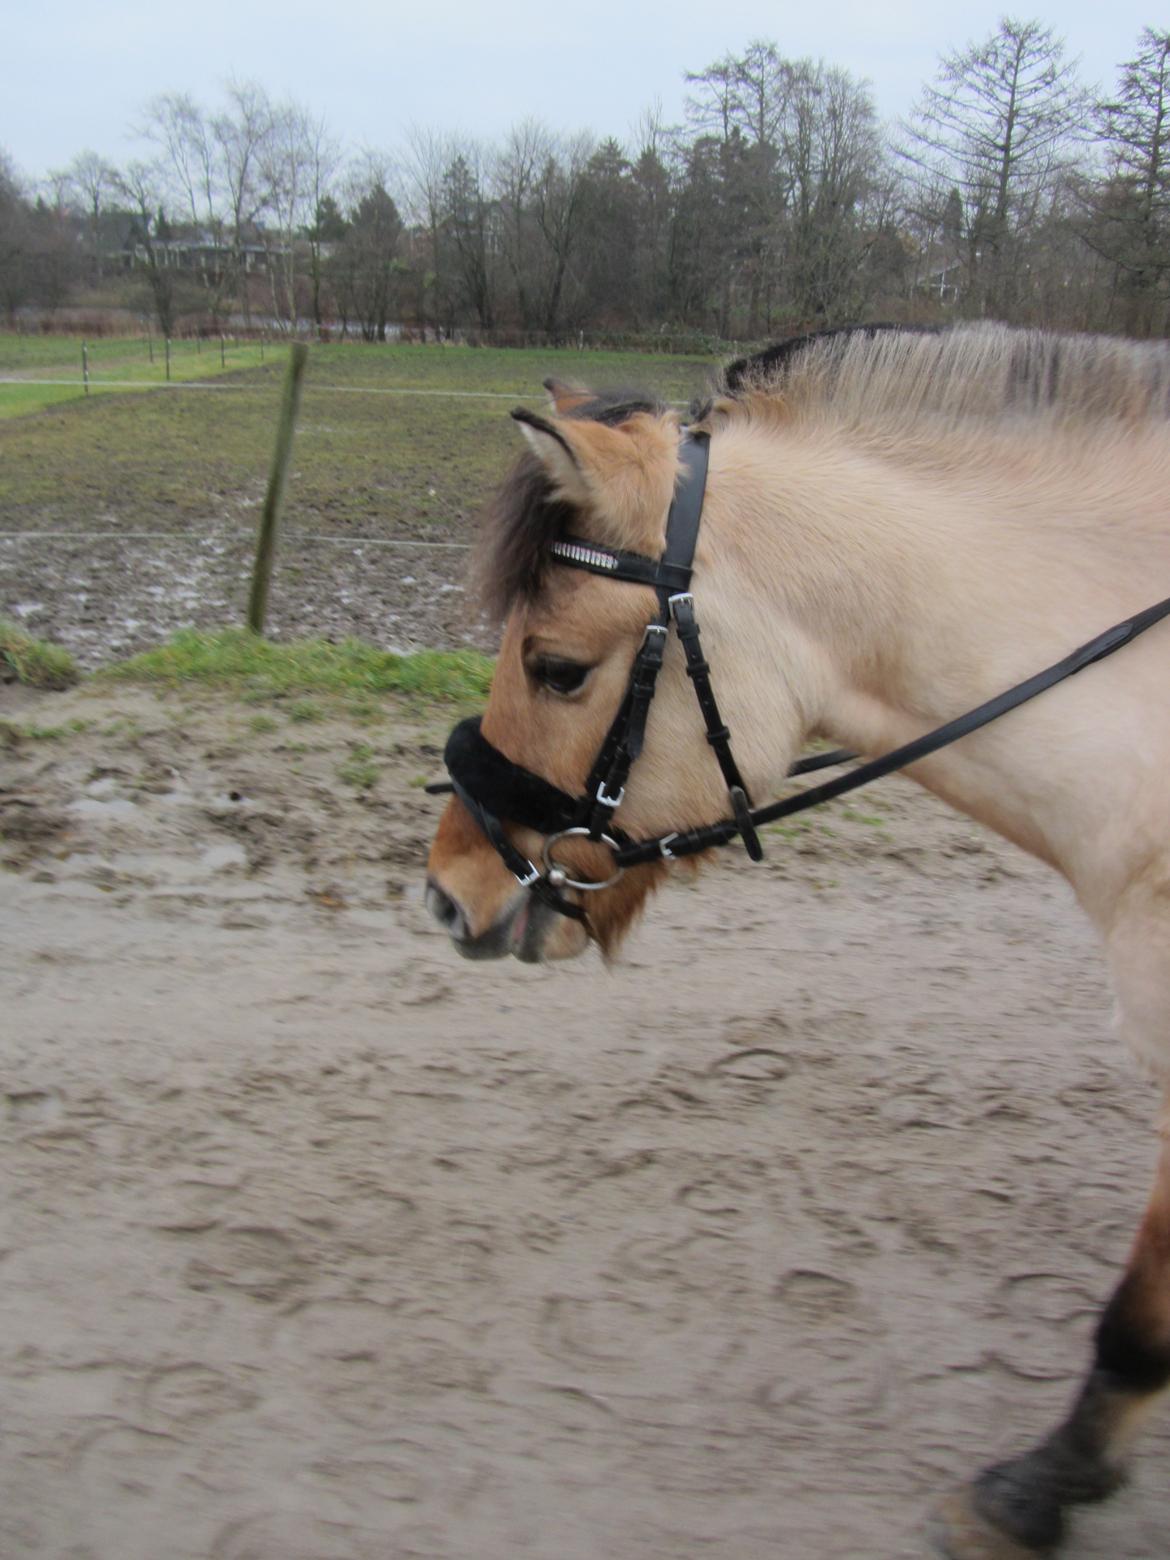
[424,876,588,963]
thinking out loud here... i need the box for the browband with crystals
[549,535,694,596]
[549,539,620,571]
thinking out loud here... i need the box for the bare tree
[782,62,887,323]
[403,126,456,335]
[492,119,546,332]
[116,160,180,335]
[53,149,119,281]
[900,17,1089,316]
[439,141,497,331]
[141,92,220,233]
[1079,28,1170,335]
[261,102,338,329]
[302,116,342,331]
[530,130,594,337]
[211,80,277,325]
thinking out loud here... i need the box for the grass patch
[0,618,79,689]
[0,716,90,742]
[103,628,494,705]
[337,741,380,789]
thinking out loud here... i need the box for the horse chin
[450,889,589,964]
[507,893,591,963]
[448,862,672,965]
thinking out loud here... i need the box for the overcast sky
[4,0,1161,185]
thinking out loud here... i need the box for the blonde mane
[710,323,1170,440]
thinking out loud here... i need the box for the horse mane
[475,388,664,620]
[708,322,1170,438]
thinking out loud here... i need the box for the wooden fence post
[165,337,171,381]
[247,342,309,636]
[82,341,90,395]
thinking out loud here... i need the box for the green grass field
[0,334,275,419]
[0,338,718,538]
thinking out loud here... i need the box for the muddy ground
[2,681,1168,1559]
[0,527,489,669]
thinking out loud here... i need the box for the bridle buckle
[595,781,625,809]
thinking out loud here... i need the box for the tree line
[2,19,1167,343]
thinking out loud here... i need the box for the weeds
[0,619,79,690]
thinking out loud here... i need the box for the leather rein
[430,430,1170,923]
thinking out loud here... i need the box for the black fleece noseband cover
[443,716,581,839]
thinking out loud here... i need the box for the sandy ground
[2,683,1168,1560]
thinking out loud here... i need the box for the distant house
[121,228,288,281]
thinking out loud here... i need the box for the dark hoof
[972,1460,1066,1553]
[930,1488,1058,1559]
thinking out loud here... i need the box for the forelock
[474,388,665,621]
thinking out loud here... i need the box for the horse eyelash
[529,656,591,696]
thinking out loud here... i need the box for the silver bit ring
[541,828,625,891]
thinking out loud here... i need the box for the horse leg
[934,1088,1170,1558]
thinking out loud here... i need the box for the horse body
[425,325,1170,1555]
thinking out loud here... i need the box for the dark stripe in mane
[721,322,938,395]
[476,388,664,620]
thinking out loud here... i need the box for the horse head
[425,382,745,962]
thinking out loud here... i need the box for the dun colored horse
[425,324,1170,1556]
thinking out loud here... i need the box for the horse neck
[704,421,994,747]
[698,417,1144,863]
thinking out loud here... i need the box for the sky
[3,0,1161,185]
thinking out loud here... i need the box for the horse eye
[531,656,591,696]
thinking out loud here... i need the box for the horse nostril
[425,877,470,940]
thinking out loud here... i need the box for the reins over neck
[431,426,1170,916]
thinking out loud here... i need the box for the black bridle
[430,430,1170,923]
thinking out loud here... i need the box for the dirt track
[2,684,1168,1559]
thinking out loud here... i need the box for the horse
[424,323,1170,1557]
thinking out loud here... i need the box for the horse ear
[542,377,594,415]
[511,403,679,553]
[511,408,592,507]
